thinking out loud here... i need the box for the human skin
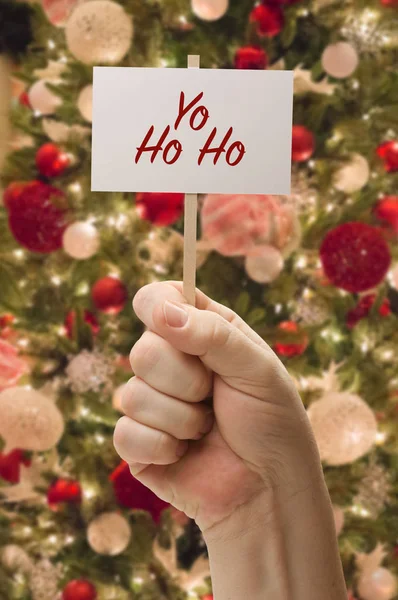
[113,281,347,600]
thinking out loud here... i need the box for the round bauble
[320,222,391,292]
[36,143,70,178]
[332,505,344,536]
[135,192,184,226]
[77,85,92,122]
[28,80,61,115]
[307,392,377,465]
[87,512,131,556]
[64,310,100,339]
[63,222,99,260]
[245,245,284,283]
[321,42,358,79]
[62,579,97,600]
[7,181,68,253]
[2,544,33,573]
[47,478,82,505]
[0,386,64,452]
[358,568,397,600]
[65,0,133,65]
[374,196,398,233]
[334,154,369,193]
[191,0,228,21]
[273,321,308,358]
[291,125,315,162]
[91,276,128,314]
[42,119,90,143]
[250,3,284,37]
[377,140,398,172]
[234,46,268,70]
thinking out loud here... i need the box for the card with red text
[91,67,293,195]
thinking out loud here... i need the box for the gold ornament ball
[191,0,229,21]
[28,80,61,115]
[307,392,377,466]
[0,387,64,452]
[321,42,359,79]
[87,512,131,556]
[63,222,100,260]
[334,153,369,193]
[2,545,33,573]
[245,245,284,283]
[77,85,93,122]
[66,0,133,65]
[358,568,397,600]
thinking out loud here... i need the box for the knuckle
[129,331,160,375]
[209,315,232,349]
[113,416,130,454]
[186,372,210,402]
[152,429,175,460]
[121,380,147,418]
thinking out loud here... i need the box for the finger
[133,281,268,350]
[133,284,290,401]
[121,377,214,440]
[129,330,212,402]
[113,416,188,465]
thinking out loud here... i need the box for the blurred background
[0,0,398,599]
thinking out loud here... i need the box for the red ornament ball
[374,196,398,233]
[380,0,398,6]
[320,222,391,292]
[135,192,184,226]
[8,181,68,253]
[250,4,284,37]
[346,294,391,329]
[0,314,15,339]
[110,461,169,522]
[234,46,268,69]
[274,321,308,358]
[376,140,398,172]
[62,580,97,600]
[19,91,31,108]
[91,276,128,314]
[291,125,315,162]
[0,449,31,484]
[36,143,70,178]
[3,181,35,210]
[64,310,100,339]
[47,479,82,505]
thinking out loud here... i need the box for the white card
[91,67,293,195]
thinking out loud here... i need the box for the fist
[114,282,320,537]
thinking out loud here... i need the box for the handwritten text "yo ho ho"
[135,91,246,167]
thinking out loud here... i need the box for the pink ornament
[0,341,27,391]
[200,194,300,257]
[245,245,284,283]
[41,0,79,26]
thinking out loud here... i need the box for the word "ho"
[135,91,246,167]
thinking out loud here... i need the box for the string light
[13,249,25,260]
[160,58,169,67]
[65,535,75,545]
[34,110,42,118]
[48,534,58,545]
[296,255,308,268]
[95,433,105,444]
[48,40,56,49]
[17,338,29,348]
[274,303,282,314]
[68,181,82,196]
[375,431,387,445]
[83,486,97,500]
[75,281,89,295]
[80,406,90,417]
[56,325,67,336]
[51,275,62,286]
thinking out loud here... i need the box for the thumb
[135,290,290,402]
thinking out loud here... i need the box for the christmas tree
[1,0,398,599]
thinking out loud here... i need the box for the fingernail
[164,301,188,328]
[202,412,214,434]
[176,440,189,457]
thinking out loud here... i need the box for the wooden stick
[183,55,200,306]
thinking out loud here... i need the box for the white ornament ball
[112,383,127,412]
[2,545,33,573]
[65,0,133,65]
[0,387,64,452]
[28,80,61,115]
[321,42,359,79]
[77,85,92,122]
[334,153,369,193]
[245,245,284,283]
[87,512,131,556]
[191,0,229,21]
[42,119,89,143]
[332,505,344,536]
[358,568,397,600]
[307,392,377,466]
[62,222,99,260]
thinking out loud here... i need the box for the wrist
[202,473,346,600]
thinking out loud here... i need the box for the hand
[113,281,322,537]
